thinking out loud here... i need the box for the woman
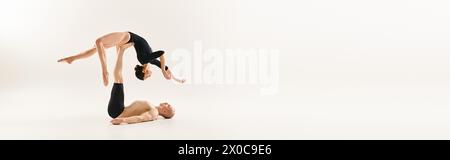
[107,43,175,125]
[57,31,185,86]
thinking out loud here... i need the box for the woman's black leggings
[108,83,125,118]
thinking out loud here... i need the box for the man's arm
[111,112,155,125]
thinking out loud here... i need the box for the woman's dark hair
[134,65,145,81]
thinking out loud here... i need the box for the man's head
[157,102,175,119]
[135,64,152,80]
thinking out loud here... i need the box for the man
[107,43,175,125]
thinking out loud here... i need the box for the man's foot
[57,57,74,64]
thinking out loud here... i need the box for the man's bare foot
[57,57,74,64]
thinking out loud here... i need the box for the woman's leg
[57,32,130,64]
[95,32,129,86]
[57,47,97,64]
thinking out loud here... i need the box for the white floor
[2,79,450,140]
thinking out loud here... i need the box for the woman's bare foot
[57,57,75,64]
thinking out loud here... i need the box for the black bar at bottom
[0,140,446,159]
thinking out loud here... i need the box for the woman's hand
[175,78,186,84]
[164,69,186,84]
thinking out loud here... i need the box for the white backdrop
[1,0,450,139]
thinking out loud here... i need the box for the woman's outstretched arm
[159,54,169,78]
[159,54,185,83]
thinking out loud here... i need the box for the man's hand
[111,118,124,125]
